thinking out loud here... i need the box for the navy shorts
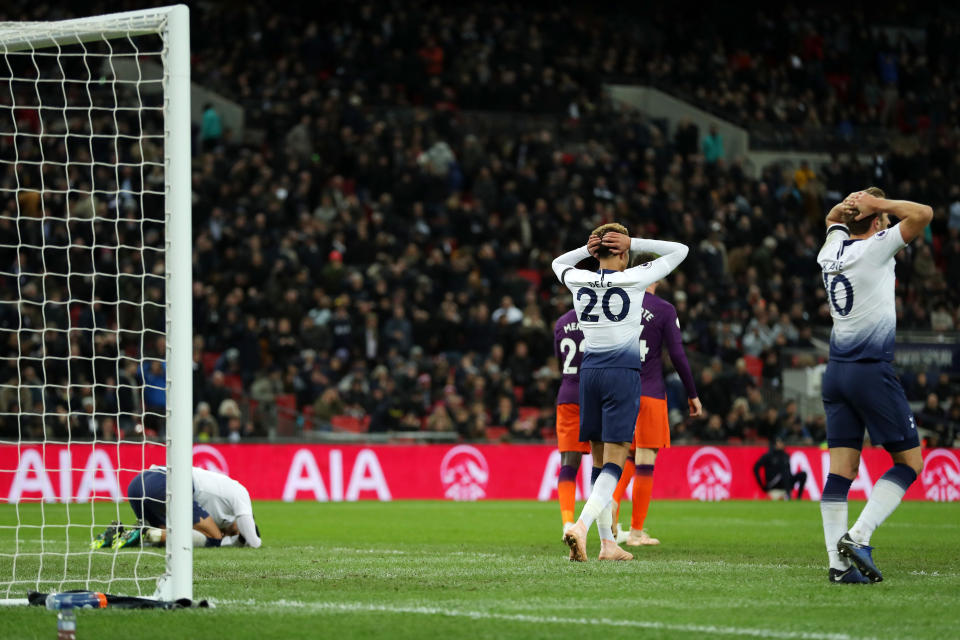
[822,360,920,451]
[579,367,641,444]
[127,469,208,527]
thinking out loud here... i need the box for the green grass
[1,500,959,639]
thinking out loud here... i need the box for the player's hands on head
[598,231,630,255]
[587,234,602,257]
[688,397,703,418]
[849,191,883,220]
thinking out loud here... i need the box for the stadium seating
[4,0,958,447]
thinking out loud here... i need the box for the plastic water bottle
[45,591,106,610]
[55,610,76,640]
[46,592,106,639]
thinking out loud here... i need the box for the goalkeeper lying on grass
[92,466,261,550]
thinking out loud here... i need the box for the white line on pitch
[211,599,873,640]
[317,547,823,570]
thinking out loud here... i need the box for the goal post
[161,3,193,603]
[0,5,192,602]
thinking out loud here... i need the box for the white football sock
[578,469,619,530]
[849,478,908,546]
[820,501,850,570]
[191,530,207,547]
[597,501,614,541]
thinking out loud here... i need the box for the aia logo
[687,446,732,501]
[921,450,960,502]
[192,445,229,475]
[440,445,489,501]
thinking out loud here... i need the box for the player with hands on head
[552,224,688,561]
[817,187,931,584]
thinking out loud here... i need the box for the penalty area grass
[1,499,959,639]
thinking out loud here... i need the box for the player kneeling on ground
[92,466,261,550]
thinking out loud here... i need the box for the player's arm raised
[825,193,858,229]
[551,242,593,286]
[850,191,933,244]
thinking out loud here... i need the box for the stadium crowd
[2,1,960,448]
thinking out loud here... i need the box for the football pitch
[2,500,959,639]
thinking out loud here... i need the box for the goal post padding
[0,5,192,602]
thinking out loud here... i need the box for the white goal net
[0,6,192,602]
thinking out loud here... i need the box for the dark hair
[632,251,659,268]
[843,186,886,235]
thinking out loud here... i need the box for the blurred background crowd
[2,1,959,448]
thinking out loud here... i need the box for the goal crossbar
[0,8,178,52]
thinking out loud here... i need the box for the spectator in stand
[702,126,724,164]
[139,361,166,437]
[426,404,454,433]
[312,388,344,431]
[907,372,931,402]
[493,394,518,432]
[917,393,947,446]
[935,373,957,400]
[491,296,523,325]
[945,402,960,447]
[194,402,217,442]
[725,398,755,441]
[758,407,783,441]
[700,414,728,443]
[698,369,730,418]
[199,103,222,151]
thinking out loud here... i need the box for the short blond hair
[590,223,628,258]
[591,222,628,237]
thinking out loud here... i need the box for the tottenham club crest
[440,445,489,501]
[921,449,960,502]
[192,444,229,475]
[687,446,733,501]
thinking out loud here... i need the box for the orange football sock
[631,464,655,531]
[558,464,578,525]
[611,457,635,524]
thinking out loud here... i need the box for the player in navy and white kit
[125,466,262,549]
[817,187,931,584]
[552,224,688,562]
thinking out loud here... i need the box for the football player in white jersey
[552,223,688,561]
[125,466,261,549]
[189,466,261,548]
[817,187,931,584]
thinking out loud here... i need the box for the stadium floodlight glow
[0,5,192,603]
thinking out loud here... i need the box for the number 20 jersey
[817,222,907,362]
[552,240,688,371]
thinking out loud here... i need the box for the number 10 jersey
[817,223,907,362]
